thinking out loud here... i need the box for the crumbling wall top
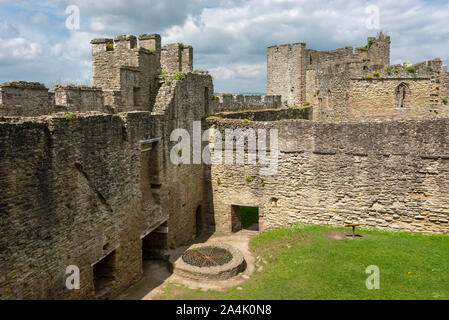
[1,81,48,90]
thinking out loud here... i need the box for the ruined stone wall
[213,107,311,121]
[161,44,181,74]
[0,72,214,300]
[153,73,214,246]
[160,44,193,74]
[0,82,57,117]
[0,113,149,299]
[53,85,105,113]
[91,35,161,113]
[181,46,193,73]
[347,78,444,120]
[211,93,282,113]
[267,43,306,106]
[304,57,448,122]
[268,33,391,108]
[207,118,449,235]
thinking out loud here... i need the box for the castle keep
[268,33,449,122]
[1,33,449,300]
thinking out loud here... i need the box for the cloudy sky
[0,0,448,93]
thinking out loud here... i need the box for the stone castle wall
[0,65,214,299]
[2,30,449,301]
[207,118,449,235]
[267,42,306,106]
[0,82,57,116]
[268,33,449,122]
[210,93,282,113]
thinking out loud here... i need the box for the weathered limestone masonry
[0,82,58,116]
[207,118,449,235]
[267,32,449,122]
[1,31,449,300]
[53,85,105,113]
[0,33,213,300]
[210,93,282,113]
[160,43,193,74]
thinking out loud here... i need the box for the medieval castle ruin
[1,32,448,299]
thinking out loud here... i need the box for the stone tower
[90,34,162,112]
[267,33,391,106]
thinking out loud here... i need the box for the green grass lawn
[159,224,449,300]
[240,206,259,229]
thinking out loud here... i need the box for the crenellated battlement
[0,81,55,116]
[0,33,202,117]
[210,93,282,113]
[267,32,449,122]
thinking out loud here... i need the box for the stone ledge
[0,81,47,89]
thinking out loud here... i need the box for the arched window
[395,83,410,108]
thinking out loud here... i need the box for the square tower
[267,43,307,106]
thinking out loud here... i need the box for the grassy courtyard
[158,225,449,300]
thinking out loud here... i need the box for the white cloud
[0,38,42,60]
[1,0,449,92]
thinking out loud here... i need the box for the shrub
[442,98,448,105]
[216,178,222,185]
[173,72,186,80]
[244,119,249,123]
[106,42,114,51]
[245,176,253,183]
[178,43,185,49]
[368,39,376,47]
[366,75,373,79]
[427,66,433,71]
[65,112,76,120]
[374,72,381,77]
[303,102,310,107]
[407,66,415,73]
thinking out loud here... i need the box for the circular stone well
[173,243,246,280]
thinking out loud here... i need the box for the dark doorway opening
[196,205,203,237]
[231,205,259,232]
[142,222,168,261]
[93,250,117,297]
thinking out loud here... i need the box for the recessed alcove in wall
[142,221,168,261]
[93,250,117,297]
